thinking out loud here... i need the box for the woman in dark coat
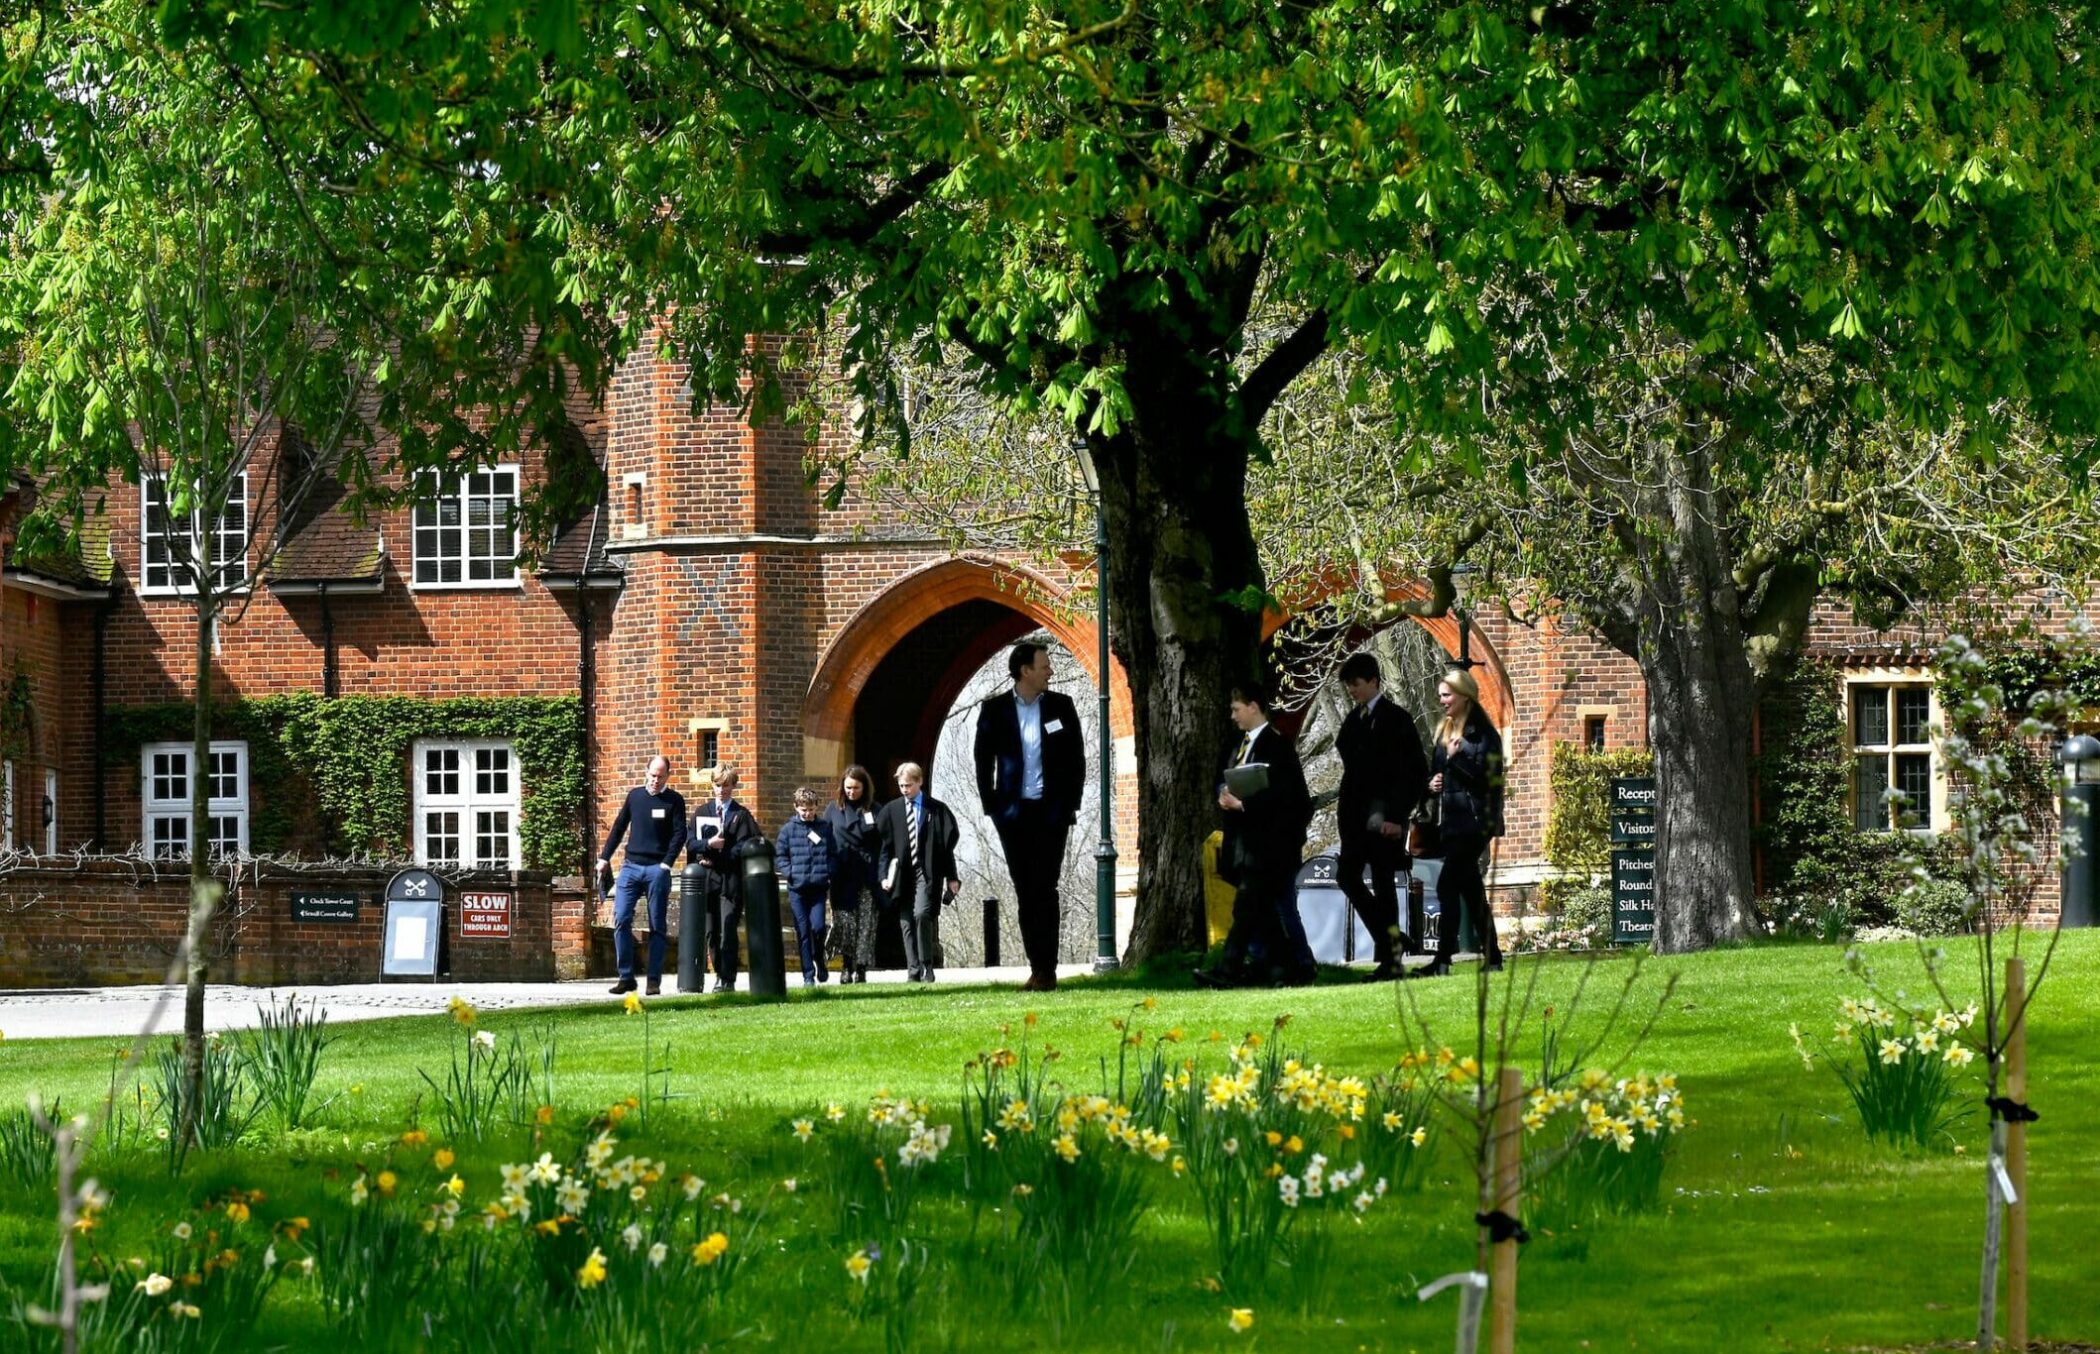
[822,764,885,983]
[1424,667,1505,975]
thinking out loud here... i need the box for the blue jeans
[613,862,674,980]
[790,888,828,983]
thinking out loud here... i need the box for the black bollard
[983,898,1000,967]
[679,862,707,993]
[742,841,787,998]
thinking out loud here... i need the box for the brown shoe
[1018,974,1044,992]
[1037,973,1058,992]
[645,981,662,996]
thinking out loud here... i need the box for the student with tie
[875,762,961,983]
[1334,653,1429,978]
[1195,681,1315,989]
[973,640,1087,991]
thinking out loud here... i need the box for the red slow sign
[459,890,513,939]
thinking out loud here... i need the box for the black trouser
[704,867,742,985]
[1433,834,1501,966]
[995,801,1071,979]
[1220,864,1296,978]
[896,868,941,979]
[1336,826,1413,962]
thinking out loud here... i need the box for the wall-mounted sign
[460,890,513,939]
[290,891,361,923]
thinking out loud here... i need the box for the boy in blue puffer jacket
[776,787,838,985]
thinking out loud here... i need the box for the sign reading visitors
[290,890,361,923]
[1608,777,1658,845]
[1608,776,1658,945]
[459,890,513,939]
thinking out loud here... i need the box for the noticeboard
[381,868,446,978]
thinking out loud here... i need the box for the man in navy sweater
[599,755,689,995]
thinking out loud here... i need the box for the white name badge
[1044,719,1065,734]
[808,830,823,845]
[651,808,666,819]
[863,811,876,826]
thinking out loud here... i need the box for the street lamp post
[1449,561,1479,669]
[1073,438,1121,972]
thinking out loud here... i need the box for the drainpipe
[578,586,596,881]
[320,582,338,698]
[91,600,110,848]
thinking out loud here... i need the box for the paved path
[0,963,1103,1042]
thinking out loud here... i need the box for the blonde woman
[1423,668,1505,975]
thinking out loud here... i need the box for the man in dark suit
[876,761,961,983]
[1196,681,1315,989]
[1335,653,1429,979]
[973,640,1086,992]
[688,765,763,993]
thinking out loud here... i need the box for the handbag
[1406,795,1443,860]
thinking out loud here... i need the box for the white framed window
[1847,677,1941,832]
[412,467,520,587]
[43,768,56,855]
[413,740,520,870]
[142,475,249,595]
[140,741,249,859]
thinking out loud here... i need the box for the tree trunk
[1631,437,1760,952]
[1097,364,1267,965]
[180,598,225,1152]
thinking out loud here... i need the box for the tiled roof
[3,478,114,594]
[266,472,384,586]
[537,498,623,584]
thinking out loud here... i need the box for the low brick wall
[0,860,589,989]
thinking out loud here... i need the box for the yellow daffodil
[1228,1308,1254,1333]
[845,1249,872,1283]
[1053,1133,1081,1163]
[448,996,476,1027]
[622,992,643,1016]
[692,1232,729,1266]
[1945,1043,1976,1068]
[1410,1127,1428,1148]
[376,1171,398,1198]
[577,1247,608,1289]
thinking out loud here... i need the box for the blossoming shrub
[1792,996,1976,1149]
[1523,1071,1689,1225]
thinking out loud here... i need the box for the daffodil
[792,1118,814,1143]
[577,1247,608,1288]
[1945,1043,1976,1068]
[1227,1308,1254,1333]
[693,1232,730,1266]
[623,991,643,1016]
[448,995,476,1026]
[845,1249,872,1283]
[137,1273,174,1297]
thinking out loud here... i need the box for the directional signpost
[1608,777,1658,945]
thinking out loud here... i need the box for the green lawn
[1,934,2096,1351]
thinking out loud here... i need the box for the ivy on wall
[103,694,585,868]
[0,668,33,760]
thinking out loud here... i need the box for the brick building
[0,338,2081,984]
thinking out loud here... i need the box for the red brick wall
[0,862,580,988]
